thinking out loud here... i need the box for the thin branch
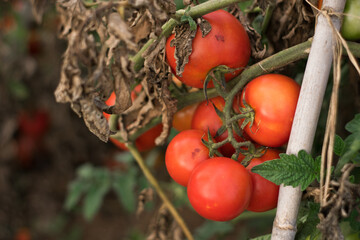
[128,144,194,240]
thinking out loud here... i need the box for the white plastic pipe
[271,0,346,239]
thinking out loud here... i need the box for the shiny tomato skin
[191,96,245,157]
[187,157,252,221]
[166,10,251,89]
[165,129,210,186]
[246,149,281,212]
[103,88,162,152]
[241,74,300,147]
[172,103,199,132]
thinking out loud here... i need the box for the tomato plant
[166,9,251,88]
[246,149,281,212]
[341,0,360,41]
[172,103,199,132]
[165,129,210,186]
[104,89,163,152]
[240,74,300,147]
[187,157,252,221]
[191,96,245,157]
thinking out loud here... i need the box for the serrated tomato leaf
[335,114,360,175]
[252,150,320,191]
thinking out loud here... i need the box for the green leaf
[194,221,234,240]
[77,163,95,179]
[250,234,271,240]
[181,7,197,31]
[335,114,360,175]
[345,114,360,133]
[334,135,345,156]
[112,168,137,213]
[295,202,321,240]
[64,180,89,211]
[252,150,320,191]
[82,169,111,221]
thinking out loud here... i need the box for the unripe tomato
[166,10,251,88]
[104,87,162,152]
[172,103,199,132]
[246,149,281,212]
[187,157,252,221]
[240,74,300,147]
[165,129,210,186]
[341,0,360,40]
[191,96,246,157]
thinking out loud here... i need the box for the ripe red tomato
[165,129,211,186]
[240,74,300,147]
[104,87,163,152]
[187,157,252,221]
[191,96,245,157]
[166,9,251,89]
[172,103,199,132]
[246,149,281,212]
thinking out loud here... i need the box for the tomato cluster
[165,73,300,220]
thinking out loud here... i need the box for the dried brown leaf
[136,188,154,216]
[267,0,315,51]
[79,97,110,142]
[147,205,173,240]
[318,164,360,240]
[130,9,154,43]
[108,12,137,51]
[198,17,211,37]
[29,0,50,23]
[129,0,176,22]
[170,24,196,77]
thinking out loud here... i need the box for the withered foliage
[53,0,176,144]
[136,188,154,216]
[170,16,211,78]
[267,0,315,52]
[29,0,53,23]
[228,4,267,59]
[318,164,360,240]
[147,205,182,240]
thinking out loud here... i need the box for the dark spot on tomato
[191,148,201,158]
[215,34,225,42]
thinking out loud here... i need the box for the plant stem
[128,145,194,240]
